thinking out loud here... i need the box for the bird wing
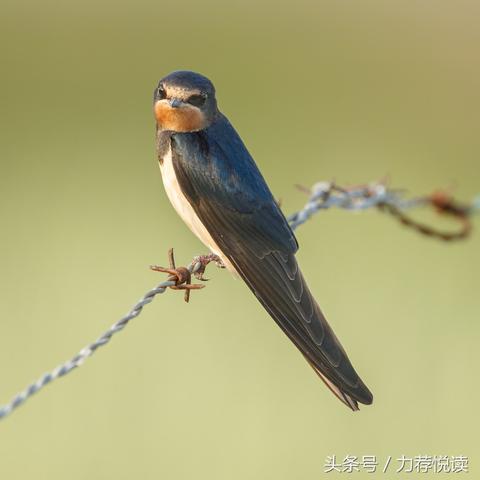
[168,114,373,409]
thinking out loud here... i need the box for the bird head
[153,71,217,132]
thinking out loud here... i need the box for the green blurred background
[1,0,479,478]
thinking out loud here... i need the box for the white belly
[159,147,237,273]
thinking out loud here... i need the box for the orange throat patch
[154,101,206,132]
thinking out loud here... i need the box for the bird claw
[195,272,210,282]
[190,253,225,281]
[150,248,205,303]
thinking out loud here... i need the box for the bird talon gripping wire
[150,248,205,303]
[189,253,225,281]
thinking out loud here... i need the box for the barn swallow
[153,70,373,410]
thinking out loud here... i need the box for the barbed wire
[288,181,478,240]
[0,280,174,420]
[0,180,478,422]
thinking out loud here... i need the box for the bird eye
[187,94,206,107]
[157,86,167,99]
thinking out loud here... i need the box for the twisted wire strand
[0,181,478,422]
[288,181,479,237]
[0,280,175,420]
[288,181,424,230]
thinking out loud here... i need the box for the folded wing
[169,115,373,409]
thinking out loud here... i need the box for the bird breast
[159,147,237,274]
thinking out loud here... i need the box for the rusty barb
[381,189,474,241]
[150,248,205,303]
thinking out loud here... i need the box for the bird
[153,70,373,410]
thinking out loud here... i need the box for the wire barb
[150,248,205,302]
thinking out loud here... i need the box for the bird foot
[190,253,225,281]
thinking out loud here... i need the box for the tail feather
[230,249,373,409]
[306,358,360,411]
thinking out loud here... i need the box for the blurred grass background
[0,0,479,478]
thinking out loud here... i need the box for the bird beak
[169,98,182,108]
